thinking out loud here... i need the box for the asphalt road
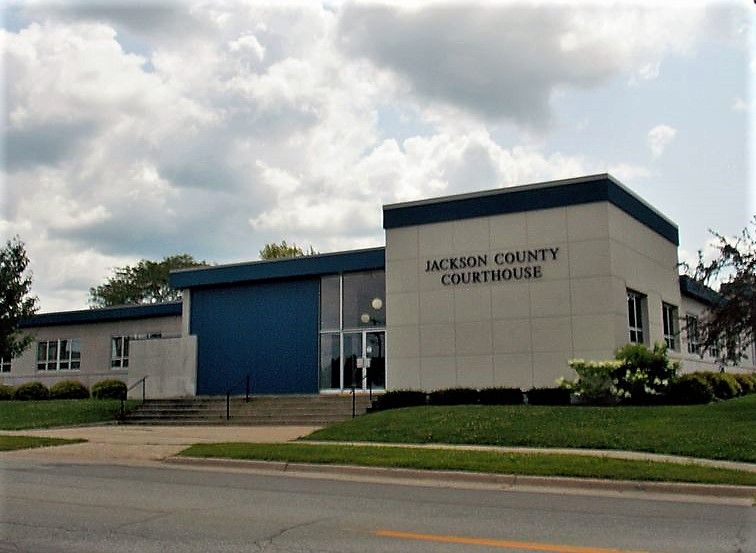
[1,458,754,553]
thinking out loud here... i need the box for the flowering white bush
[562,343,678,405]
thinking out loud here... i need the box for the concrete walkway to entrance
[0,425,320,465]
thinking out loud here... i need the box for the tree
[0,237,39,359]
[259,240,317,260]
[89,254,209,307]
[691,218,756,366]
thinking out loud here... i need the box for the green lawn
[0,435,84,451]
[0,399,138,430]
[308,394,756,463]
[179,442,756,487]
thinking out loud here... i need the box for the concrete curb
[165,456,756,500]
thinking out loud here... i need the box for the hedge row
[370,371,756,411]
[371,386,571,411]
[0,379,127,401]
[666,372,756,405]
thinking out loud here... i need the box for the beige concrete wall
[128,336,197,398]
[607,204,682,349]
[0,315,181,391]
[386,201,687,391]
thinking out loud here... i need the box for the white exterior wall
[386,201,684,391]
[1,315,182,390]
[675,295,756,374]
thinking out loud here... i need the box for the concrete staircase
[120,394,374,426]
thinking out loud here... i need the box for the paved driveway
[0,425,320,465]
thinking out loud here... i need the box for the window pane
[60,340,70,361]
[37,342,47,362]
[343,271,385,329]
[112,337,121,358]
[47,341,58,362]
[320,275,341,331]
[123,337,129,357]
[70,340,81,360]
[319,333,341,390]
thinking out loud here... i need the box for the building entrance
[343,331,385,391]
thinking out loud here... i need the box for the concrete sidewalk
[0,425,320,464]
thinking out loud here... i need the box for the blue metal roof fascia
[170,247,386,289]
[20,302,183,328]
[383,174,679,246]
[679,275,719,306]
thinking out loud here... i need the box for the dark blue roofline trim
[383,174,679,245]
[679,275,719,306]
[21,302,182,328]
[171,247,386,289]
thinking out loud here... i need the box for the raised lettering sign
[424,247,560,286]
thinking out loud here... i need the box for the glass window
[662,303,678,350]
[627,290,645,344]
[36,339,81,371]
[320,275,341,331]
[319,333,341,390]
[111,336,129,368]
[0,357,10,373]
[319,270,386,391]
[343,271,385,329]
[686,315,700,354]
[37,342,48,371]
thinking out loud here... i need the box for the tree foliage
[89,254,208,307]
[259,240,317,260]
[692,218,756,366]
[0,237,38,359]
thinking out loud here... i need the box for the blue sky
[1,0,753,312]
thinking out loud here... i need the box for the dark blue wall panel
[191,278,320,395]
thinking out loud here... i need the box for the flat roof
[21,301,182,328]
[383,173,679,245]
[679,275,718,306]
[170,247,386,289]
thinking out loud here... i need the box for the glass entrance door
[365,331,385,390]
[340,331,385,391]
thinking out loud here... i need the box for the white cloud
[338,3,709,128]
[733,97,749,112]
[647,125,678,159]
[607,163,652,182]
[1,1,745,312]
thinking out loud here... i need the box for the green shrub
[526,387,571,406]
[479,387,524,405]
[699,372,742,400]
[90,379,126,400]
[13,381,50,401]
[733,374,756,395]
[0,383,14,401]
[666,374,715,405]
[564,359,621,404]
[613,342,678,403]
[371,390,427,411]
[428,387,479,406]
[49,379,90,400]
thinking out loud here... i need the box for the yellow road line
[372,529,653,553]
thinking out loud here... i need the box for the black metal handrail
[225,373,251,421]
[120,376,148,419]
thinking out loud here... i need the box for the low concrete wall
[128,336,197,399]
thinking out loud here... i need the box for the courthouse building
[4,174,754,397]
